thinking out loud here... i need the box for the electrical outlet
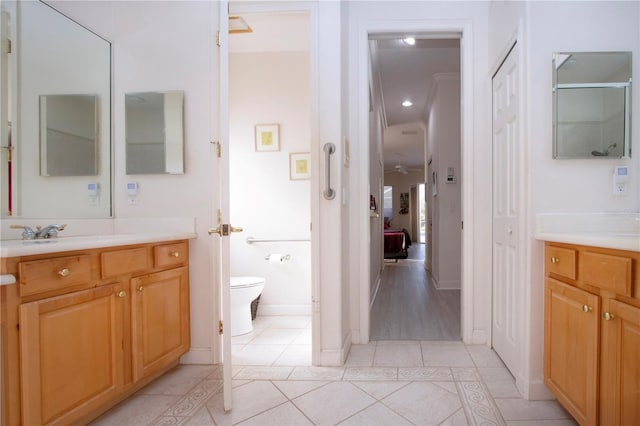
[613,182,628,196]
[128,197,138,205]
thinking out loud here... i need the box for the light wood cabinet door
[600,299,640,426]
[131,267,190,381]
[544,278,600,426]
[19,284,124,425]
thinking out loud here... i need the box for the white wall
[229,51,311,315]
[488,0,640,399]
[427,73,461,289]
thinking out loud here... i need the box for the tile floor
[91,316,577,425]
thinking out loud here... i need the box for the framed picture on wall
[255,124,280,152]
[289,152,310,180]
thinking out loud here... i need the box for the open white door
[208,0,235,413]
[491,42,522,377]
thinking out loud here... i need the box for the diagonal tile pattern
[91,315,577,426]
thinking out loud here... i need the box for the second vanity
[0,232,195,426]
[536,214,640,426]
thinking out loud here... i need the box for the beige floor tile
[343,367,398,381]
[232,344,287,366]
[440,408,471,425]
[505,420,578,426]
[338,402,413,425]
[478,367,521,398]
[373,343,423,367]
[90,395,181,426]
[273,344,312,366]
[292,328,312,345]
[206,381,288,425]
[237,401,312,425]
[232,329,261,345]
[351,381,410,400]
[272,380,330,399]
[251,316,276,330]
[452,367,480,381]
[422,341,474,367]
[466,345,506,368]
[345,344,376,366]
[456,381,505,425]
[184,406,216,425]
[250,328,303,345]
[398,367,453,381]
[292,381,376,425]
[269,315,312,329]
[382,381,462,424]
[161,379,223,418]
[234,366,293,380]
[289,365,345,380]
[495,398,572,421]
[138,365,217,396]
[433,381,458,394]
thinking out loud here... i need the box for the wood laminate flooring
[371,259,461,341]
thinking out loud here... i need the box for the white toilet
[230,276,265,336]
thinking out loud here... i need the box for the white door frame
[356,19,475,344]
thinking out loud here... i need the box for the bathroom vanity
[0,235,193,425]
[539,228,639,425]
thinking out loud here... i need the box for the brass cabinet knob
[137,286,144,292]
[117,291,127,298]
[582,305,592,313]
[169,251,180,258]
[603,312,615,321]
[58,268,71,277]
[550,256,560,264]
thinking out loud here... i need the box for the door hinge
[461,221,464,230]
[6,39,11,54]
[211,140,221,158]
[216,30,222,47]
[217,209,222,225]
[218,320,223,335]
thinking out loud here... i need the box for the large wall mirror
[553,51,632,159]
[125,91,184,175]
[0,1,111,219]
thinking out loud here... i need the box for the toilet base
[231,304,254,336]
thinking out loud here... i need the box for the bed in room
[383,228,412,261]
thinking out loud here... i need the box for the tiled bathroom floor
[91,316,577,426]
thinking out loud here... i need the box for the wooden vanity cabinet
[543,242,640,426]
[0,240,190,426]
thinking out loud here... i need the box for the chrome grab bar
[323,142,336,200]
[247,237,310,244]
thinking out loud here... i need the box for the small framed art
[255,124,280,152]
[289,152,310,180]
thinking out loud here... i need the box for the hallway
[370,257,461,341]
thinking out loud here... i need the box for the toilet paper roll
[266,253,290,264]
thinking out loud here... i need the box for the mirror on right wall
[553,51,632,159]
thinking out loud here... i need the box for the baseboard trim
[519,378,554,401]
[258,304,312,316]
[470,330,487,345]
[433,278,461,290]
[370,274,382,310]
[318,331,352,366]
[180,348,215,364]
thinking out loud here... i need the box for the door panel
[492,42,521,376]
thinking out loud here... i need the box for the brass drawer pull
[603,312,615,321]
[169,251,180,258]
[582,305,592,313]
[58,268,71,277]
[137,286,144,292]
[117,291,127,298]
[550,256,560,264]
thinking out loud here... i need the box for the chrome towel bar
[246,237,310,244]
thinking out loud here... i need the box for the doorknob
[208,224,243,236]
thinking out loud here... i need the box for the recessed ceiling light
[403,37,416,46]
[402,100,413,107]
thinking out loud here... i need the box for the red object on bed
[384,230,407,260]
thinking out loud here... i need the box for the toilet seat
[231,276,265,289]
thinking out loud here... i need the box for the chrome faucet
[10,224,67,239]
[35,224,67,239]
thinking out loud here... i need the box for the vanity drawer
[546,246,577,281]
[154,241,188,268]
[581,251,632,296]
[101,247,150,278]
[19,255,92,297]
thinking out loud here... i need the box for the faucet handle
[9,225,36,240]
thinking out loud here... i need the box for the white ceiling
[229,14,461,174]
[372,37,460,173]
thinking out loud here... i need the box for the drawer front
[19,255,92,297]
[546,246,577,280]
[101,247,150,278]
[582,251,632,296]
[154,241,188,269]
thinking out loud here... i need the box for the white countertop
[0,232,198,258]
[534,231,640,252]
